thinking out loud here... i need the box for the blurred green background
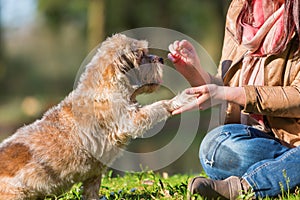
[0,0,230,174]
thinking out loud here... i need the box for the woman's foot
[187,176,250,200]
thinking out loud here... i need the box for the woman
[168,0,300,199]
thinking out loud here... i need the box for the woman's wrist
[188,69,211,87]
[222,86,246,107]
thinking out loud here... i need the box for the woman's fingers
[186,86,208,95]
[168,43,176,54]
[179,40,190,49]
[167,53,180,63]
[169,40,190,56]
[172,85,216,115]
[173,40,180,50]
[169,40,180,52]
[172,101,197,115]
[171,94,205,115]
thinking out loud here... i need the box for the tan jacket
[213,0,300,147]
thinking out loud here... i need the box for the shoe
[187,176,244,200]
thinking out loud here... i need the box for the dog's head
[90,34,164,102]
[73,34,164,145]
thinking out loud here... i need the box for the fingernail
[172,110,179,115]
[167,54,174,60]
[185,89,192,94]
[170,55,180,63]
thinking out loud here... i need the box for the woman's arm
[172,84,300,118]
[243,85,300,118]
[172,84,246,115]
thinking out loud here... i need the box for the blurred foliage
[38,0,88,29]
[37,0,230,51]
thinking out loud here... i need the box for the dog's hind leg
[0,183,26,200]
[82,174,102,200]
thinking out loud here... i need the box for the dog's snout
[149,55,164,64]
[158,57,164,64]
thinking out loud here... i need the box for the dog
[0,34,195,199]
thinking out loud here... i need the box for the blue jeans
[199,124,300,198]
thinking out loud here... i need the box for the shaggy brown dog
[0,34,194,199]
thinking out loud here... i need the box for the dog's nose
[149,55,164,64]
[159,57,164,64]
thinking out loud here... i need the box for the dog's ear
[116,53,137,74]
[122,54,135,68]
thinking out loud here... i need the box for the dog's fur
[0,34,194,199]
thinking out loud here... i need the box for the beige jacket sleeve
[243,66,300,118]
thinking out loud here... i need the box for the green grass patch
[44,170,300,200]
[44,170,206,200]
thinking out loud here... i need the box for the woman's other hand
[168,40,210,86]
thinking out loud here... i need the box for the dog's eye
[137,50,144,59]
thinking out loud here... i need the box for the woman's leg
[199,124,300,198]
[243,146,300,197]
[199,124,290,180]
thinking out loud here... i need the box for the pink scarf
[239,0,285,86]
[239,0,285,128]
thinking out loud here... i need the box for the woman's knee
[199,124,254,179]
[199,124,250,158]
[199,124,289,179]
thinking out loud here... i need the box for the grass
[43,170,300,200]
[44,170,205,200]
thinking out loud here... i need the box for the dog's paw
[168,91,197,111]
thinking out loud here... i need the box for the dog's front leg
[135,100,171,128]
[82,175,102,200]
[132,91,196,137]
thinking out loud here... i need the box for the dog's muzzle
[148,55,164,64]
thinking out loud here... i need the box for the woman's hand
[168,40,210,86]
[172,85,246,115]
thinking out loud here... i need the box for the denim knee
[199,124,289,180]
[199,124,245,179]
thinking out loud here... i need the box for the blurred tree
[214,0,231,32]
[38,0,105,50]
[87,0,105,50]
[38,0,87,30]
[37,0,228,56]
[0,1,4,81]
[0,3,1,51]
